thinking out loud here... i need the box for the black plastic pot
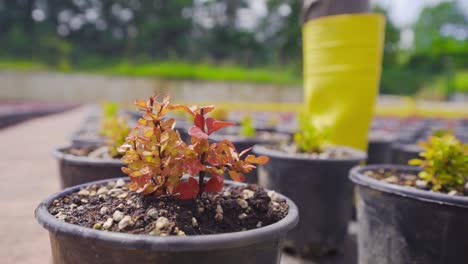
[210,131,289,183]
[391,143,422,165]
[35,178,299,264]
[253,145,366,259]
[367,133,393,164]
[52,147,125,188]
[350,164,468,264]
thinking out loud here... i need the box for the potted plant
[37,95,299,264]
[253,112,366,260]
[350,134,468,264]
[53,109,130,188]
[367,130,394,164]
[210,115,289,183]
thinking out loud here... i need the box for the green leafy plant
[293,112,329,153]
[118,95,269,199]
[99,102,130,157]
[409,134,468,192]
[240,115,256,138]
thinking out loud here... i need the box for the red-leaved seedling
[119,95,269,199]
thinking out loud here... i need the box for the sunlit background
[0,0,467,99]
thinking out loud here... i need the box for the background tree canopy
[0,0,467,97]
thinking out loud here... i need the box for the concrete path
[0,107,85,264]
[0,107,314,264]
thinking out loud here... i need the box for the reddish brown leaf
[228,171,245,182]
[238,147,252,157]
[188,126,208,139]
[245,155,270,164]
[205,117,235,135]
[205,174,224,192]
[194,113,205,131]
[174,177,199,200]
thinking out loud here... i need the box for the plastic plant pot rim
[35,178,299,252]
[392,143,423,152]
[52,146,124,167]
[350,164,468,209]
[252,144,367,163]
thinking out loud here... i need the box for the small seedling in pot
[240,115,256,138]
[409,134,468,192]
[118,95,269,198]
[97,102,130,158]
[293,112,329,153]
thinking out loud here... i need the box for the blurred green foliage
[0,0,466,96]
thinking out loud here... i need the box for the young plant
[409,134,468,192]
[118,95,269,199]
[294,112,329,153]
[99,102,130,157]
[240,115,256,138]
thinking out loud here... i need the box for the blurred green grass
[0,59,301,86]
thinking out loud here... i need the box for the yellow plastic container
[303,14,385,150]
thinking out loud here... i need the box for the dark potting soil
[48,180,289,236]
[364,168,468,196]
[266,144,355,159]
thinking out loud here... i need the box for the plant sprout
[294,112,329,153]
[409,134,468,192]
[240,115,256,138]
[118,95,269,199]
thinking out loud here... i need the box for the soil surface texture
[364,168,468,196]
[49,180,289,236]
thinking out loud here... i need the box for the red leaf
[188,126,208,139]
[245,155,269,164]
[205,174,224,193]
[175,177,199,200]
[229,171,245,182]
[194,113,205,131]
[205,117,235,135]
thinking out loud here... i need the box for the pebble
[93,222,102,229]
[256,221,263,228]
[147,208,159,219]
[197,207,205,213]
[267,191,278,201]
[113,210,124,222]
[117,203,125,209]
[81,199,88,204]
[116,179,126,188]
[223,191,231,197]
[415,180,428,189]
[216,205,223,214]
[69,203,78,209]
[464,182,468,195]
[118,216,134,230]
[78,189,90,196]
[383,176,399,184]
[237,199,248,209]
[155,217,169,230]
[191,217,198,227]
[89,191,97,196]
[117,192,128,199]
[55,212,67,221]
[238,213,247,220]
[271,201,280,208]
[103,218,113,230]
[97,187,109,195]
[107,181,116,188]
[100,206,109,215]
[242,189,255,199]
[177,230,186,236]
[215,213,223,222]
[76,206,84,211]
[448,190,459,196]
